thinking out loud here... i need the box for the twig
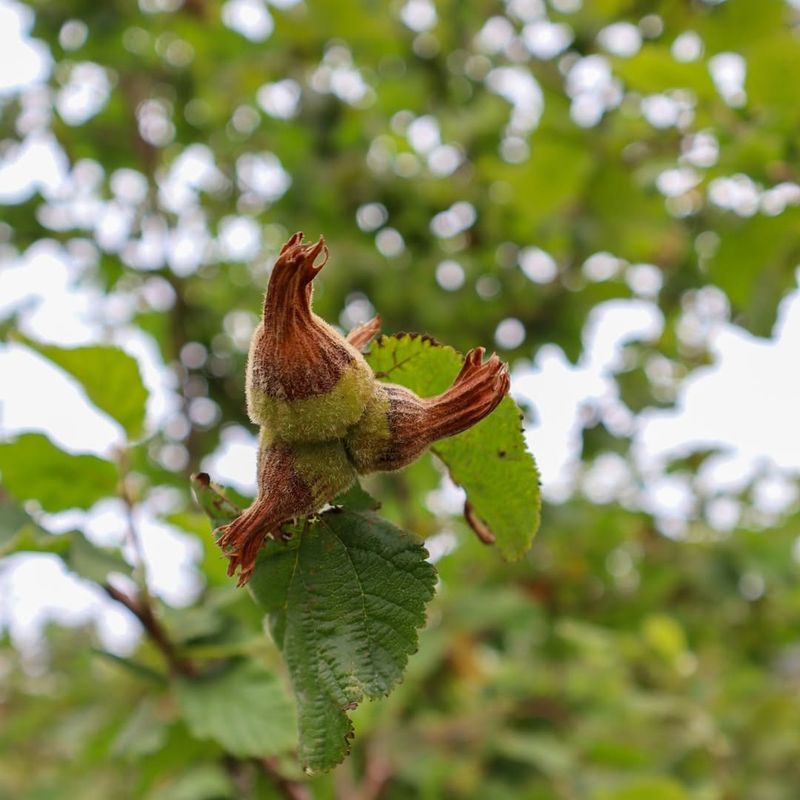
[259,758,312,800]
[110,454,196,674]
[102,462,313,799]
[359,745,392,800]
[120,472,155,606]
[102,582,196,677]
[110,467,305,796]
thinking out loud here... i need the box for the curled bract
[344,347,509,473]
[245,232,375,444]
[216,437,356,586]
[216,232,510,584]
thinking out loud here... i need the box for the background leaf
[175,661,297,758]
[23,340,149,440]
[0,434,118,512]
[706,209,800,335]
[593,777,690,800]
[145,765,235,800]
[0,501,131,581]
[0,502,36,551]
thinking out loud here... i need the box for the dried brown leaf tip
[214,233,510,585]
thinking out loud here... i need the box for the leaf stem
[463,499,497,545]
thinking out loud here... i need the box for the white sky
[0,1,50,94]
[1,0,799,655]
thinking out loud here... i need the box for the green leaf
[23,339,149,439]
[612,45,716,98]
[0,502,35,549]
[175,661,297,758]
[367,334,454,394]
[62,531,131,583]
[747,35,800,128]
[0,500,131,581]
[251,509,437,772]
[165,509,233,587]
[146,764,235,800]
[593,777,689,800]
[492,731,575,776]
[110,698,169,757]
[481,135,594,233]
[330,480,381,512]
[706,209,800,336]
[248,541,299,613]
[190,473,241,530]
[0,501,65,557]
[365,334,541,560]
[698,0,784,53]
[0,433,118,512]
[93,650,168,686]
[435,400,540,560]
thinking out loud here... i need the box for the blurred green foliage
[2,0,800,797]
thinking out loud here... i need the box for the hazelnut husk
[216,234,510,585]
[246,232,375,443]
[344,347,509,473]
[216,437,356,586]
